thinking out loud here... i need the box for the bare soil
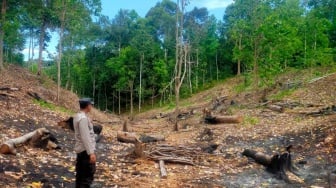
[0,65,335,188]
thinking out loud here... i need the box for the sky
[101,0,233,20]
[23,0,234,61]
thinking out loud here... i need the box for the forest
[0,0,335,114]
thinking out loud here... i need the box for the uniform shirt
[73,111,96,155]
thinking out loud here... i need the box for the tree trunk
[112,90,115,113]
[175,0,180,124]
[92,72,96,100]
[253,37,259,87]
[0,0,6,71]
[28,29,32,67]
[118,89,121,115]
[237,34,242,75]
[104,84,107,111]
[188,47,192,94]
[57,0,66,103]
[66,39,73,90]
[152,87,154,108]
[38,20,46,75]
[216,51,219,81]
[196,49,199,89]
[129,81,134,118]
[139,53,143,113]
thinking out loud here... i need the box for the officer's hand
[89,154,96,164]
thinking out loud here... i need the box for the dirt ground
[0,66,335,187]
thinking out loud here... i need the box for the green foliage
[243,115,259,127]
[270,89,296,101]
[33,99,73,114]
[2,0,335,114]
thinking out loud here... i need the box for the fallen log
[0,92,16,98]
[242,145,299,182]
[27,91,44,101]
[177,110,195,120]
[306,105,336,116]
[0,87,19,91]
[139,134,165,143]
[0,128,60,155]
[159,160,167,178]
[117,131,144,158]
[205,115,243,124]
[117,131,140,143]
[267,104,285,113]
[309,73,336,83]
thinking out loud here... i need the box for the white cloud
[192,0,233,10]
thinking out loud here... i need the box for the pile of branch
[146,144,204,165]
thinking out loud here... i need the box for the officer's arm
[78,118,95,155]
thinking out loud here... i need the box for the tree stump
[242,145,299,181]
[117,131,143,158]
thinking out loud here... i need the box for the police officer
[73,98,96,188]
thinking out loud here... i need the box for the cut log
[159,160,167,178]
[0,87,19,91]
[267,104,285,113]
[0,128,60,155]
[205,115,243,124]
[139,134,165,143]
[117,131,143,158]
[309,73,336,83]
[242,145,299,182]
[117,131,140,144]
[306,105,336,116]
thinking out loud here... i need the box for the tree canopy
[0,0,335,113]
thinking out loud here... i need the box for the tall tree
[0,0,7,70]
[174,0,188,130]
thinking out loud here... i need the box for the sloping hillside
[0,65,114,123]
[0,66,335,187]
